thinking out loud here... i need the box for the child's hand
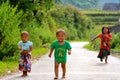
[18,46,22,50]
[21,50,28,54]
[48,54,52,58]
[104,34,109,38]
[91,39,94,42]
[68,50,71,55]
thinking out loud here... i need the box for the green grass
[0,58,18,76]
[0,48,48,77]
[32,48,49,60]
[111,48,120,52]
[84,43,95,50]
[84,42,120,52]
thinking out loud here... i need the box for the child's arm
[24,46,33,54]
[18,44,22,50]
[28,46,33,52]
[91,35,99,42]
[48,49,54,58]
[104,34,112,41]
[68,49,71,55]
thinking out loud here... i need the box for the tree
[0,1,23,60]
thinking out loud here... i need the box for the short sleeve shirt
[18,41,33,54]
[50,40,72,63]
[99,34,112,50]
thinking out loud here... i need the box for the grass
[111,48,120,52]
[32,48,49,60]
[84,43,95,50]
[82,10,120,14]
[0,48,49,77]
[0,57,18,76]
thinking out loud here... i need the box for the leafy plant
[0,1,23,60]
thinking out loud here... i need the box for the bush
[111,33,120,49]
[0,1,23,60]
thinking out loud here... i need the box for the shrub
[0,1,23,60]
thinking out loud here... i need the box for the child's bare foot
[21,71,28,77]
[62,76,65,80]
[100,58,103,62]
[21,74,26,77]
[105,60,108,64]
[54,77,58,80]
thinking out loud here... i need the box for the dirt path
[1,42,120,80]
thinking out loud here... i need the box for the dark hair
[21,31,29,36]
[56,29,65,35]
[102,26,110,34]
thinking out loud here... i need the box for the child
[18,31,33,77]
[92,26,112,63]
[48,29,72,80]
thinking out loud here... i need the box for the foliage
[60,0,99,9]
[49,6,94,40]
[59,0,119,10]
[0,1,23,60]
[111,33,120,51]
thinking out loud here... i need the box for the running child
[18,31,33,77]
[48,29,72,80]
[92,26,112,63]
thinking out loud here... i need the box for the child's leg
[105,50,109,63]
[21,71,28,77]
[25,71,28,76]
[105,55,108,63]
[61,63,66,78]
[54,62,59,79]
[21,71,26,77]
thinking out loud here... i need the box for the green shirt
[50,40,72,63]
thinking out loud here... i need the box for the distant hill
[59,0,120,10]
[98,0,119,9]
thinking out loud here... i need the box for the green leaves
[49,6,93,40]
[0,0,94,60]
[0,1,23,60]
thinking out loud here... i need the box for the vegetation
[59,0,119,10]
[60,0,99,9]
[83,10,120,53]
[0,0,94,76]
[111,33,120,52]
[83,10,120,25]
[0,0,120,77]
[0,1,22,60]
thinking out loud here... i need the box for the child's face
[21,34,28,42]
[103,27,108,34]
[56,32,65,42]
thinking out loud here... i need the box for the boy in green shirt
[48,29,72,80]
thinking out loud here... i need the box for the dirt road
[1,42,120,80]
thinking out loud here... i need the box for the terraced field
[83,11,120,25]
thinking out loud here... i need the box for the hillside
[59,0,119,10]
[98,0,119,9]
[83,11,120,25]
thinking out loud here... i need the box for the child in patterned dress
[18,31,33,77]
